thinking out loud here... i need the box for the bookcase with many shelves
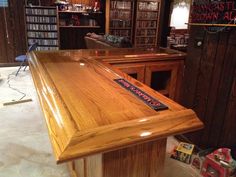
[25,6,59,51]
[57,3,105,49]
[108,0,134,41]
[134,0,161,48]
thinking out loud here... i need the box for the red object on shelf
[71,15,80,26]
[201,148,236,177]
[93,0,100,12]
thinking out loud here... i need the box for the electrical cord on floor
[6,70,26,101]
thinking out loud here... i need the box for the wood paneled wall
[0,0,103,63]
[0,0,26,63]
[181,26,236,148]
[159,0,171,47]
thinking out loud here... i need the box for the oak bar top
[28,48,203,163]
[56,47,186,64]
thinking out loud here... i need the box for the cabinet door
[145,61,183,101]
[113,64,145,83]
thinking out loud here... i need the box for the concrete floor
[0,67,200,177]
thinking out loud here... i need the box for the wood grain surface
[56,47,185,63]
[70,139,166,177]
[103,139,166,177]
[181,27,236,148]
[0,0,26,63]
[28,48,203,163]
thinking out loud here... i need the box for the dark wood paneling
[208,31,236,147]
[12,0,27,57]
[0,9,8,63]
[181,26,205,109]
[220,69,236,147]
[193,33,219,122]
[192,33,219,146]
[0,0,26,63]
[202,32,230,147]
[181,28,236,148]
[179,26,206,144]
[159,0,171,47]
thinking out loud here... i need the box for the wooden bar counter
[28,48,203,177]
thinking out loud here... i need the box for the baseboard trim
[0,63,21,67]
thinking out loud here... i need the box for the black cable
[6,70,27,101]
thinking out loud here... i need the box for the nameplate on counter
[114,78,168,111]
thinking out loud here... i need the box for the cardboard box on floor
[171,142,195,164]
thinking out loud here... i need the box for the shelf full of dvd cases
[134,0,161,48]
[109,0,134,40]
[25,6,59,51]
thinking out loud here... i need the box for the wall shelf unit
[106,0,161,48]
[25,6,59,51]
[58,10,102,28]
[107,0,135,41]
[59,26,101,28]
[134,0,161,48]
[58,7,105,49]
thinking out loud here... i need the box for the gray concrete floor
[0,67,200,177]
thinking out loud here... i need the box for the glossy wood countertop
[28,48,202,164]
[44,47,186,64]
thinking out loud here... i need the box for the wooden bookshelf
[25,6,59,51]
[59,26,101,28]
[134,0,161,48]
[107,0,135,41]
[58,9,105,49]
[58,10,102,28]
